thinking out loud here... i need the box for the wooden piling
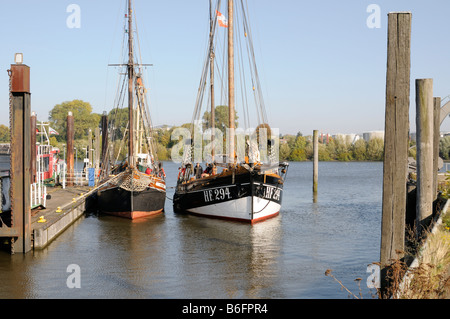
[415,79,434,235]
[380,12,411,292]
[66,112,74,187]
[433,97,441,200]
[313,130,318,202]
[101,112,108,162]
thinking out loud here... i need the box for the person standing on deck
[194,163,203,179]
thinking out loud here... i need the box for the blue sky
[1,0,450,135]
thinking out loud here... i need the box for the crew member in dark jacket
[194,163,203,179]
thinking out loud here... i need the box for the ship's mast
[210,0,215,164]
[228,0,235,164]
[127,0,135,167]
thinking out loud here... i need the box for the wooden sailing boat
[173,0,289,223]
[97,0,166,219]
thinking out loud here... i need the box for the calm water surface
[0,161,382,299]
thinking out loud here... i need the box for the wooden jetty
[31,186,95,250]
[0,54,102,254]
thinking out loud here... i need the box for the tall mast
[128,0,134,167]
[228,0,235,164]
[210,0,215,163]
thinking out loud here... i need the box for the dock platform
[31,185,96,250]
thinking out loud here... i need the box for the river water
[0,161,382,299]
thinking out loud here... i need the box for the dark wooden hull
[98,185,166,219]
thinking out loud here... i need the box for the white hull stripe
[187,197,280,221]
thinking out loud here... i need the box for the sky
[1,0,450,136]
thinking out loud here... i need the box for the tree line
[0,99,443,163]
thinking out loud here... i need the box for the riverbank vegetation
[0,100,436,163]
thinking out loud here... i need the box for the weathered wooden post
[313,130,318,202]
[66,111,74,187]
[433,97,441,200]
[101,112,108,161]
[9,54,32,253]
[380,12,411,294]
[416,79,434,236]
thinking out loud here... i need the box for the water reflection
[173,215,282,298]
[0,162,382,299]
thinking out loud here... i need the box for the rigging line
[210,1,227,109]
[191,14,217,129]
[215,24,227,107]
[234,6,248,130]
[136,77,159,164]
[191,1,219,125]
[210,20,226,108]
[110,76,127,162]
[240,0,267,125]
[245,0,269,124]
[191,21,211,126]
[239,0,261,125]
[104,0,127,113]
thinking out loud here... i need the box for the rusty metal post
[30,111,36,183]
[9,60,32,253]
[66,112,74,187]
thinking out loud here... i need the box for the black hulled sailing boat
[173,0,288,223]
[97,0,166,219]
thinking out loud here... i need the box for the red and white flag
[49,127,59,135]
[216,10,228,28]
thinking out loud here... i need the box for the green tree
[155,142,170,161]
[288,135,307,161]
[0,125,10,142]
[318,143,331,161]
[49,100,101,141]
[334,136,353,161]
[439,136,450,160]
[366,138,384,161]
[108,107,128,140]
[279,143,291,160]
[202,105,239,132]
[352,139,367,161]
[326,138,337,160]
